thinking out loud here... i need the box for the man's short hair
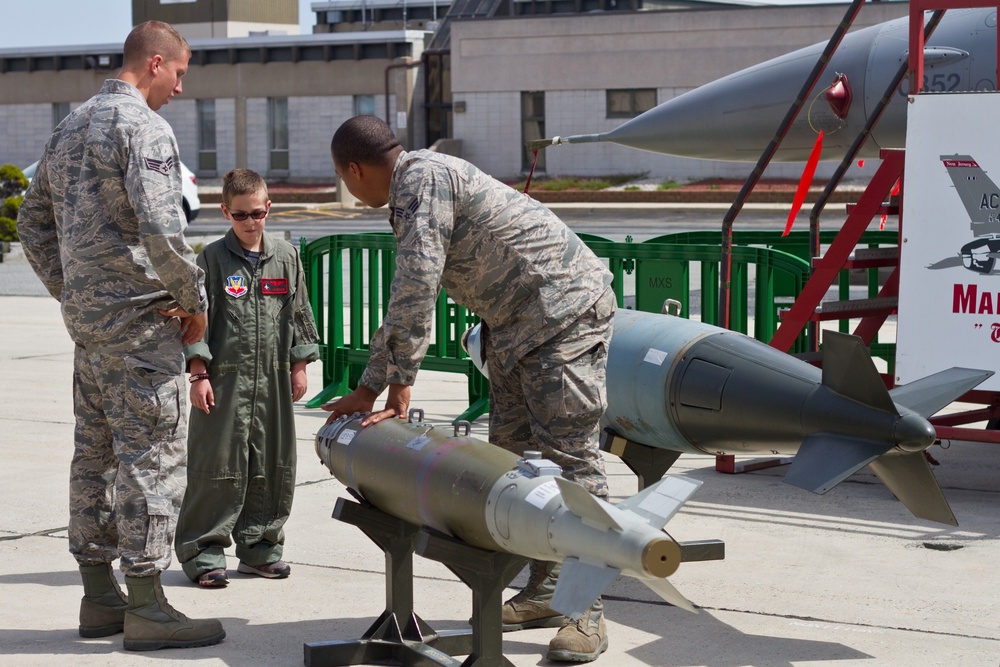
[331,116,402,169]
[123,21,190,68]
[222,168,269,206]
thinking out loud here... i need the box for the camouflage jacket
[17,79,206,345]
[360,149,613,394]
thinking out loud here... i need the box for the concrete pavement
[1,250,999,666]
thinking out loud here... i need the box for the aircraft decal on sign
[924,155,1000,275]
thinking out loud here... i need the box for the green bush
[0,216,17,242]
[657,181,680,191]
[2,195,23,220]
[0,164,28,200]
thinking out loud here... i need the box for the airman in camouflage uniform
[16,21,224,652]
[323,115,615,663]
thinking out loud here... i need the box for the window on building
[424,52,452,147]
[268,97,289,173]
[354,95,376,117]
[52,102,70,129]
[197,99,217,174]
[521,91,545,173]
[606,89,657,118]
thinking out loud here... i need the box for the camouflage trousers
[487,288,615,499]
[69,315,188,577]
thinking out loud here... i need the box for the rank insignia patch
[261,278,289,295]
[143,156,175,175]
[225,275,248,298]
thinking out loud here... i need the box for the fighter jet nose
[893,413,937,452]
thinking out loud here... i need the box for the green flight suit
[175,230,319,580]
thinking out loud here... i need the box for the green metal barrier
[302,231,818,421]
[577,233,812,350]
[301,232,487,422]
[644,230,899,366]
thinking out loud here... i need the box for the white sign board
[897,92,1000,390]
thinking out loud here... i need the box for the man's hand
[373,384,411,426]
[321,384,411,426]
[160,307,208,345]
[322,386,379,424]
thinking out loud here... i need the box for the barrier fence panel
[644,230,899,366]
[302,232,814,421]
[301,233,487,421]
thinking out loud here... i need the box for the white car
[22,159,201,223]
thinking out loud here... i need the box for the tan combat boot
[501,560,565,631]
[79,563,128,638]
[123,572,226,651]
[546,601,608,663]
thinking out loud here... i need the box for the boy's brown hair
[222,168,269,207]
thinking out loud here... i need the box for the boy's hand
[291,364,308,402]
[190,378,214,414]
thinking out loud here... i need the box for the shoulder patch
[225,275,248,298]
[392,197,420,222]
[144,156,175,175]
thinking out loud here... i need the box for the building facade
[0,30,427,181]
[1,2,910,182]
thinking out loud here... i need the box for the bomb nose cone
[894,413,937,453]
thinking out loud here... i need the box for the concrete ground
[1,248,999,666]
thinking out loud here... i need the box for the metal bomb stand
[304,417,527,667]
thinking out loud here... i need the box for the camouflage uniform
[175,230,319,580]
[360,149,614,495]
[17,79,207,578]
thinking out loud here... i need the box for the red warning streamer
[783,130,824,236]
[523,150,540,194]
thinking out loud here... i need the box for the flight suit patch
[225,275,248,298]
[261,278,289,295]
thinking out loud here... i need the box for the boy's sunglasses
[229,209,268,221]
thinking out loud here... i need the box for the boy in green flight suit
[175,168,320,587]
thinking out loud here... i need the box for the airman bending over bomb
[17,20,225,651]
[322,115,615,663]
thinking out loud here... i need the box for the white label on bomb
[406,434,431,451]
[336,429,356,445]
[643,348,668,365]
[526,480,560,509]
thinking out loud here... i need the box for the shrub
[0,216,17,242]
[0,164,28,200]
[657,181,680,191]
[2,195,23,220]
